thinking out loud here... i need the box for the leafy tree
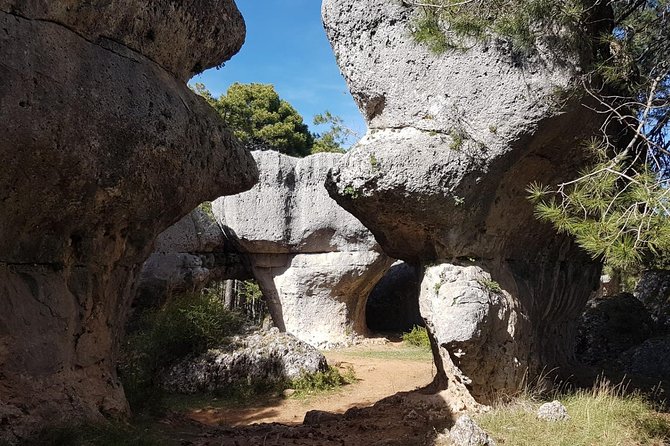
[311,111,359,154]
[194,82,314,157]
[411,0,670,272]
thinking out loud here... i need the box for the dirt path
[188,342,437,427]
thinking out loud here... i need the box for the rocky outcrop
[449,415,497,446]
[420,264,526,405]
[214,151,394,347]
[575,293,655,366]
[366,262,423,333]
[635,270,670,332]
[323,0,605,404]
[161,329,327,394]
[0,0,244,81]
[137,207,251,310]
[0,3,256,442]
[618,334,670,379]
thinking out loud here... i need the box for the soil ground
[154,341,457,446]
[188,341,437,427]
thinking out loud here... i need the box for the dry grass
[474,379,670,446]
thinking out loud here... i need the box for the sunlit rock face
[214,151,394,348]
[0,1,256,442]
[323,0,604,405]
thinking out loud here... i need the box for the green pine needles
[408,0,589,55]
[528,139,670,271]
[410,0,670,272]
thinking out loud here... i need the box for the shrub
[118,291,245,411]
[402,326,431,349]
[290,366,357,396]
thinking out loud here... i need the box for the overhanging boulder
[0,2,256,442]
[323,0,604,404]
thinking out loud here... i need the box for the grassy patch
[478,278,503,294]
[477,385,670,446]
[160,381,286,412]
[340,346,433,362]
[402,326,431,349]
[290,366,357,397]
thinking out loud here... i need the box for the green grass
[476,384,670,446]
[290,365,358,397]
[402,326,431,349]
[150,366,357,414]
[341,346,433,362]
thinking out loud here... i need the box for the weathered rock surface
[618,334,670,379]
[366,261,424,333]
[214,151,394,347]
[420,264,526,405]
[137,207,250,309]
[0,3,255,442]
[449,415,497,446]
[161,329,327,394]
[537,401,570,422]
[323,0,604,403]
[0,0,244,81]
[635,270,670,332]
[575,293,655,366]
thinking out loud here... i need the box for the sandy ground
[187,342,438,426]
[156,342,458,445]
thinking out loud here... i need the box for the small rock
[303,410,339,425]
[282,388,296,397]
[537,400,570,422]
[450,415,496,446]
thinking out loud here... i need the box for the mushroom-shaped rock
[214,151,394,347]
[0,2,256,442]
[323,0,604,403]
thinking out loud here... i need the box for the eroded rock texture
[323,0,604,404]
[137,207,251,310]
[636,270,670,332]
[161,329,328,394]
[0,2,256,442]
[214,151,394,348]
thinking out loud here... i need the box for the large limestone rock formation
[137,207,250,310]
[323,0,605,404]
[0,2,257,442]
[214,151,394,347]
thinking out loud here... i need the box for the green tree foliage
[194,82,314,157]
[311,111,358,154]
[411,0,670,272]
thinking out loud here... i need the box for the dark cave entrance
[365,262,425,334]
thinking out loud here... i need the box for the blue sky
[190,0,366,144]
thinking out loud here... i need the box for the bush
[118,291,245,411]
[402,326,431,349]
[290,366,357,396]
